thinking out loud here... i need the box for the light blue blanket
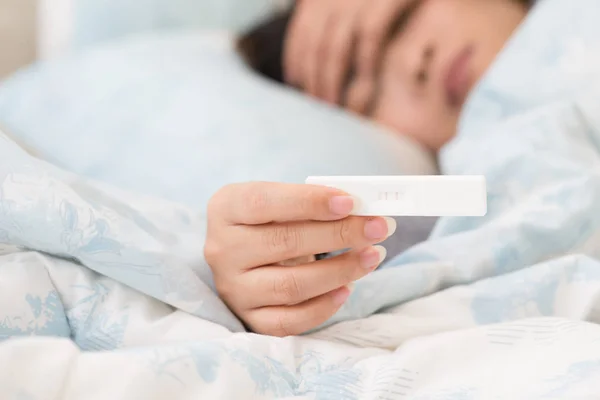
[343,0,600,325]
[1,0,600,398]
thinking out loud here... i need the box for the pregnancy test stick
[306,175,487,217]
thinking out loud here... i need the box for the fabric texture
[0,31,439,258]
[0,0,600,398]
[0,32,437,208]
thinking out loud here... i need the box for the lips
[444,46,474,108]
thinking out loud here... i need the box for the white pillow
[37,0,291,59]
[0,31,437,208]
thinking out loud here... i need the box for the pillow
[0,31,438,209]
[38,0,290,58]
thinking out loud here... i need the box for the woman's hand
[284,0,411,105]
[205,182,396,337]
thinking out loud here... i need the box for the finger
[240,246,386,308]
[245,285,353,337]
[303,10,335,96]
[276,255,316,267]
[356,0,412,77]
[344,75,375,115]
[321,0,362,104]
[283,0,316,86]
[212,182,355,225]
[223,216,396,268]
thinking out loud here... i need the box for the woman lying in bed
[206,0,532,336]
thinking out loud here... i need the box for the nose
[415,45,435,85]
[391,34,436,92]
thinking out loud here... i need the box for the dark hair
[237,0,532,84]
[236,8,294,83]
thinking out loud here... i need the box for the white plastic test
[306,175,487,217]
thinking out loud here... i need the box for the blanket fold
[1,0,600,397]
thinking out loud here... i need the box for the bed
[0,0,600,398]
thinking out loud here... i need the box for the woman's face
[344,0,528,150]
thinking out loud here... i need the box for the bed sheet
[2,0,600,398]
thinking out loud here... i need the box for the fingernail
[333,287,351,306]
[329,196,355,216]
[384,217,397,237]
[364,217,397,240]
[360,245,387,269]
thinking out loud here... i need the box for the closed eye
[341,0,425,117]
[347,0,425,115]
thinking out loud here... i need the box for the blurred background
[0,0,291,78]
[0,0,438,260]
[0,0,36,78]
[0,0,434,211]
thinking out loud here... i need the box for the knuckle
[334,218,354,246]
[273,270,303,304]
[207,185,232,215]
[203,239,225,266]
[242,184,270,215]
[208,183,251,220]
[265,224,303,258]
[270,312,296,337]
